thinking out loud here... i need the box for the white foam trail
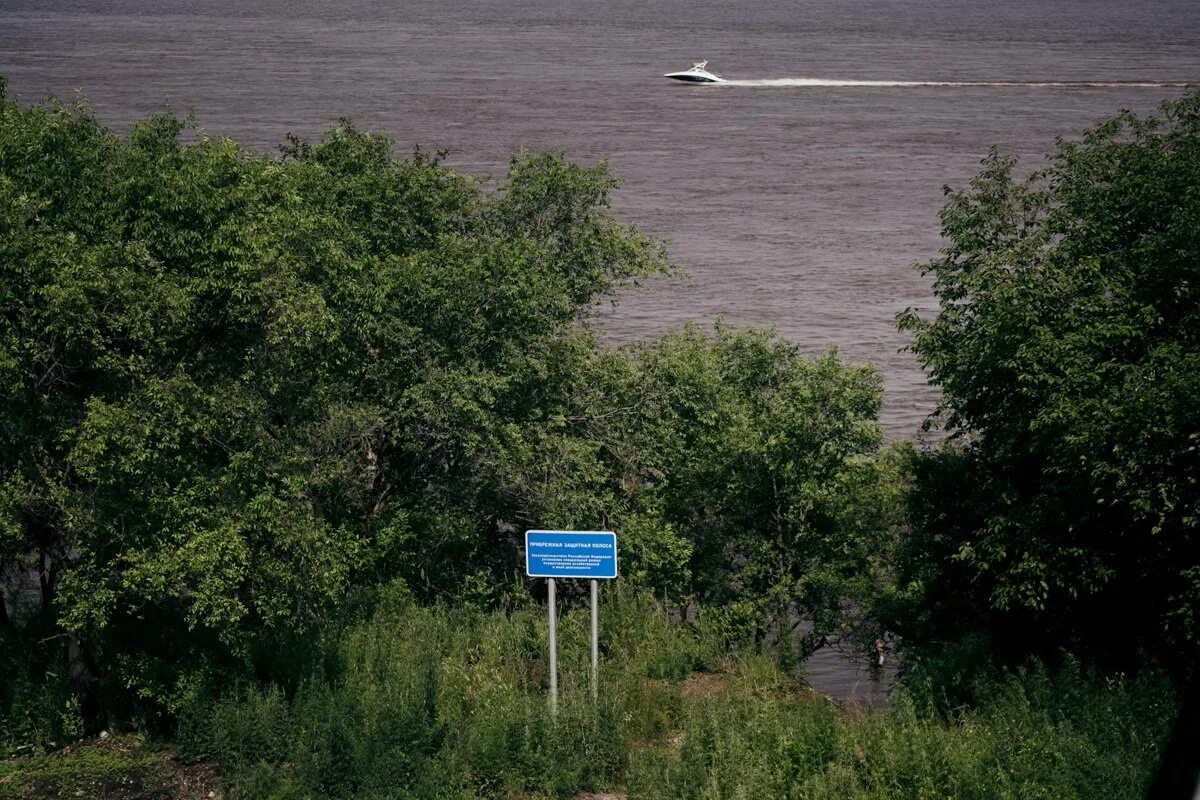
[722,78,1193,88]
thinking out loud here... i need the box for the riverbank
[157,592,1172,799]
[1,621,1173,800]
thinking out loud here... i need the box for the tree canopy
[896,90,1200,674]
[0,84,669,714]
[0,83,893,730]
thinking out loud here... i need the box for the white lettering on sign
[525,531,619,579]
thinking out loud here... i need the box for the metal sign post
[547,577,558,716]
[525,530,618,717]
[590,579,599,701]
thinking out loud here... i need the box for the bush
[185,586,690,799]
[0,84,670,727]
[627,663,1173,800]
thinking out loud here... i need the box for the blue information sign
[525,530,618,579]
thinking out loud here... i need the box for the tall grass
[183,583,1176,799]
[0,638,85,753]
[626,667,1173,800]
[183,583,701,798]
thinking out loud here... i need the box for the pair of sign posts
[524,530,618,715]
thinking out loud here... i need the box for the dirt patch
[165,753,221,800]
[0,735,223,800]
[678,671,729,699]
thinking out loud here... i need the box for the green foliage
[0,635,82,752]
[623,324,898,657]
[603,587,722,680]
[492,320,902,660]
[183,586,687,799]
[895,90,1200,673]
[627,661,1173,800]
[0,88,667,725]
[183,595,1174,800]
[0,735,177,800]
[0,84,899,741]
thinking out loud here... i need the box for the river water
[3,0,1197,698]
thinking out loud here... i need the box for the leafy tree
[623,324,896,662]
[895,91,1200,674]
[482,321,902,663]
[0,86,666,724]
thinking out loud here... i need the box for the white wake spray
[721,78,1193,88]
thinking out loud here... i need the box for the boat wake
[722,78,1193,88]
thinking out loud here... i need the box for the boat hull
[664,72,725,83]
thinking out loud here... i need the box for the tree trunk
[776,592,795,672]
[38,550,54,614]
[0,585,12,632]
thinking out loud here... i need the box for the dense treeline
[1,74,1198,797]
[893,90,1200,683]
[0,76,891,740]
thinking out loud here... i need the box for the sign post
[525,530,618,716]
[590,579,599,702]
[547,577,557,716]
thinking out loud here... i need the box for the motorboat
[664,61,725,84]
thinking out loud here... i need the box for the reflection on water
[805,643,898,706]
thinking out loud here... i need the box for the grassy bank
[0,734,221,799]
[163,585,1173,800]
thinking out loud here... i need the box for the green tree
[482,322,902,662]
[625,324,895,663]
[895,91,1200,674]
[0,87,666,725]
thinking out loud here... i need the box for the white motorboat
[664,61,725,84]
